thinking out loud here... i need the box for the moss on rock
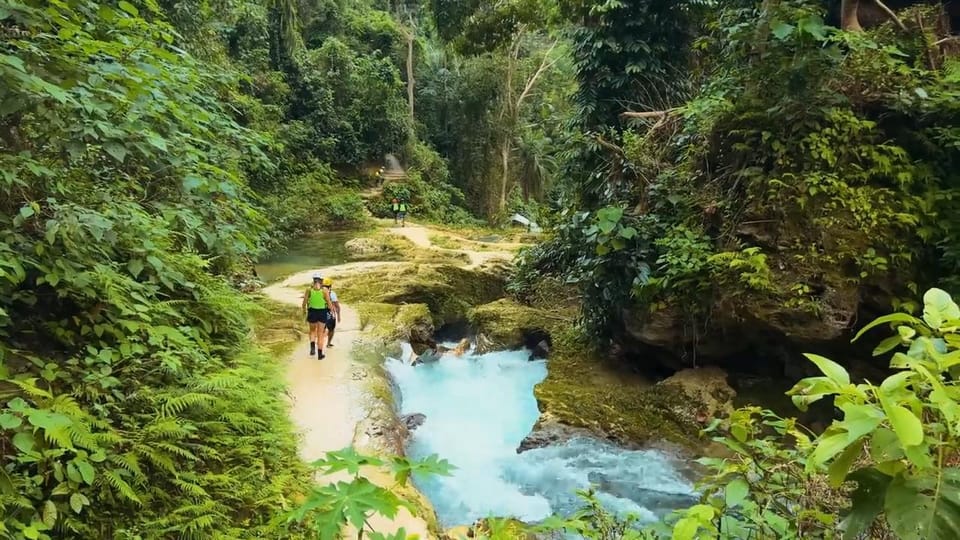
[340,264,505,328]
[354,301,434,345]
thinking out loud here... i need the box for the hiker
[323,277,341,347]
[302,273,333,359]
[391,197,407,227]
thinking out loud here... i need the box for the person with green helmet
[302,272,333,359]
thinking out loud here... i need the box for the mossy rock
[340,264,505,328]
[346,231,470,265]
[468,298,557,351]
[354,301,434,345]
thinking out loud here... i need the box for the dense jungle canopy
[3,0,960,538]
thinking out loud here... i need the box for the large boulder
[345,237,391,257]
[469,299,555,353]
[339,263,506,328]
[655,367,737,426]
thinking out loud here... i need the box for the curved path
[264,267,430,538]
[387,224,516,269]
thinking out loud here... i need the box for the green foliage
[288,447,453,540]
[656,287,960,539]
[0,1,309,537]
[514,0,960,353]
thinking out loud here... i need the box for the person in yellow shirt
[302,273,333,359]
[323,277,341,347]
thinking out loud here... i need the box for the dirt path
[263,269,431,538]
[387,224,514,269]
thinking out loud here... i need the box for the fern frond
[159,392,216,417]
[101,469,142,504]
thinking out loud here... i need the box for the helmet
[322,277,333,286]
[312,273,323,281]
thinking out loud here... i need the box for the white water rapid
[384,347,697,529]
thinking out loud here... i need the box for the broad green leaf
[310,447,383,476]
[798,15,827,40]
[619,226,637,239]
[146,132,168,151]
[839,403,883,442]
[0,412,22,429]
[923,288,960,330]
[118,0,139,16]
[27,410,71,431]
[128,259,145,277]
[596,206,623,224]
[42,500,57,527]
[870,427,905,465]
[70,493,85,514]
[19,205,35,219]
[104,142,128,163]
[854,312,923,341]
[880,371,914,396]
[879,394,924,448]
[804,353,849,385]
[885,469,960,540]
[874,335,902,356]
[841,468,892,539]
[829,439,864,487]
[13,431,34,453]
[725,478,749,507]
[809,431,853,469]
[771,21,795,40]
[75,460,95,485]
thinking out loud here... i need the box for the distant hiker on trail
[302,273,333,359]
[391,197,407,227]
[323,277,341,348]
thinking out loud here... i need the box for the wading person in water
[391,198,407,227]
[323,277,341,347]
[302,273,333,359]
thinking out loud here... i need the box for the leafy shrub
[321,191,368,229]
[668,286,960,539]
[0,2,307,537]
[287,447,453,540]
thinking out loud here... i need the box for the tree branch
[515,39,560,110]
[870,0,908,32]
[619,108,679,120]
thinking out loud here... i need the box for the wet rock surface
[516,414,607,453]
[401,412,426,431]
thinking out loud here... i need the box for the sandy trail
[387,224,515,269]
[263,273,431,538]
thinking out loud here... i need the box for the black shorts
[306,308,329,324]
[395,211,406,219]
[325,316,337,331]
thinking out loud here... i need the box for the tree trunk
[406,32,415,124]
[499,140,510,214]
[841,0,863,31]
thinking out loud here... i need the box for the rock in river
[402,412,426,431]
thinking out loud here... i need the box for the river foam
[385,348,696,528]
